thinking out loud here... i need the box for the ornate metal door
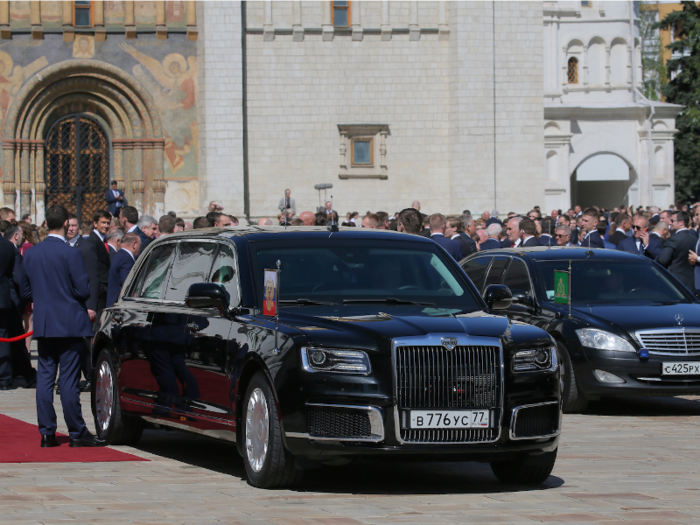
[45,115,110,224]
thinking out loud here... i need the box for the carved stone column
[2,140,15,207]
[34,142,45,224]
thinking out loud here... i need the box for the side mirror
[510,289,533,307]
[186,283,230,315]
[483,284,513,310]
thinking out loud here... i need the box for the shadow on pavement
[133,429,564,494]
[585,395,700,417]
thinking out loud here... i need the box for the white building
[543,0,681,212]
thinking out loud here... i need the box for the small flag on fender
[263,268,279,317]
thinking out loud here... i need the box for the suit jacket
[480,238,502,251]
[656,229,697,290]
[522,236,540,248]
[608,230,628,246]
[23,236,93,338]
[577,231,605,249]
[430,234,464,261]
[501,238,514,248]
[617,235,662,260]
[278,197,296,212]
[485,217,502,226]
[454,232,477,257]
[134,227,152,257]
[77,230,111,312]
[105,188,127,216]
[539,234,554,246]
[649,214,660,225]
[107,249,136,308]
[0,236,16,310]
[9,246,31,312]
[108,244,118,261]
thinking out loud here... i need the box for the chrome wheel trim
[245,387,270,474]
[95,361,114,432]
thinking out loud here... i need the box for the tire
[556,340,589,414]
[242,372,303,489]
[490,449,558,484]
[92,349,144,446]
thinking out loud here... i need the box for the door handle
[186,322,200,332]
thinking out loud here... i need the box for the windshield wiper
[343,297,435,306]
[279,298,338,306]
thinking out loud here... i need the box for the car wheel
[556,341,588,414]
[92,348,144,445]
[242,372,303,489]
[490,449,557,484]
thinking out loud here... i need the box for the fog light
[593,369,625,384]
[311,350,327,365]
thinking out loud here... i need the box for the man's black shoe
[40,435,60,448]
[0,384,16,391]
[80,381,92,393]
[70,432,106,448]
[23,375,37,389]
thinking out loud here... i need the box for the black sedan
[91,227,561,488]
[461,247,700,413]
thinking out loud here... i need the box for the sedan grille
[307,406,372,439]
[395,345,501,443]
[635,329,700,356]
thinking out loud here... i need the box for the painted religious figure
[73,35,96,59]
[119,42,197,175]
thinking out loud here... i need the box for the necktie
[104,240,110,253]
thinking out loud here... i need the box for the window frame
[331,1,351,28]
[164,240,220,304]
[351,137,374,167]
[501,257,534,299]
[567,57,579,84]
[73,0,94,28]
[462,256,493,294]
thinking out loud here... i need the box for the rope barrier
[0,331,33,343]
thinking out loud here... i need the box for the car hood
[277,305,551,352]
[551,302,700,335]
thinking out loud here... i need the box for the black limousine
[92,227,561,488]
[461,247,700,413]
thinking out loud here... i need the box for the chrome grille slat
[395,345,500,444]
[636,328,700,356]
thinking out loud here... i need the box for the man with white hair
[136,214,157,256]
[486,209,501,226]
[480,223,502,250]
[555,225,572,247]
[257,218,273,226]
[649,206,661,225]
[502,216,522,248]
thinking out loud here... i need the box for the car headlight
[513,347,557,372]
[301,347,371,375]
[575,328,636,353]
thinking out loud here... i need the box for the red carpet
[0,414,149,463]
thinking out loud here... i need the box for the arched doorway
[571,153,638,209]
[45,115,110,224]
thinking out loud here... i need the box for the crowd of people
[2,189,700,447]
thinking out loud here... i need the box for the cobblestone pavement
[1,361,700,524]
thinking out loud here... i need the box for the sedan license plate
[662,362,700,376]
[409,410,491,429]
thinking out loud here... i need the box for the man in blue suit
[23,205,105,448]
[107,232,141,307]
[480,224,503,251]
[0,230,17,389]
[617,216,662,259]
[428,213,464,261]
[105,180,127,218]
[576,208,605,248]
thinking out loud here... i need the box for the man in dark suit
[0,229,17,390]
[3,225,35,388]
[78,210,112,321]
[106,230,123,261]
[446,216,477,258]
[107,233,141,307]
[105,180,127,218]
[518,218,541,247]
[657,210,697,290]
[23,205,105,447]
[539,217,556,246]
[608,213,632,246]
[428,213,464,261]
[481,223,502,251]
[617,216,662,259]
[135,215,158,256]
[576,208,605,248]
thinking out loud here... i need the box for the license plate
[409,410,491,429]
[662,362,700,375]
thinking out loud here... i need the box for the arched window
[568,57,579,84]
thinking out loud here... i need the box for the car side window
[209,244,239,306]
[484,256,509,289]
[462,257,491,293]
[165,242,218,302]
[502,259,532,296]
[134,244,177,300]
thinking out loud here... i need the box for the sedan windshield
[249,239,481,311]
[536,259,691,304]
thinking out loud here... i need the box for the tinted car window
[484,257,509,288]
[536,260,689,303]
[462,257,491,293]
[502,259,531,296]
[134,244,177,300]
[165,242,217,302]
[210,244,239,305]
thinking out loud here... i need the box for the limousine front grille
[635,329,700,356]
[395,345,501,444]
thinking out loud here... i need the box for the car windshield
[536,259,691,304]
[249,239,481,311]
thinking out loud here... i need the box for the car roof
[464,246,645,262]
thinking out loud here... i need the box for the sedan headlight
[513,347,557,372]
[575,328,636,353]
[301,347,371,375]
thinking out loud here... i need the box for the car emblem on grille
[675,314,684,325]
[441,337,458,351]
